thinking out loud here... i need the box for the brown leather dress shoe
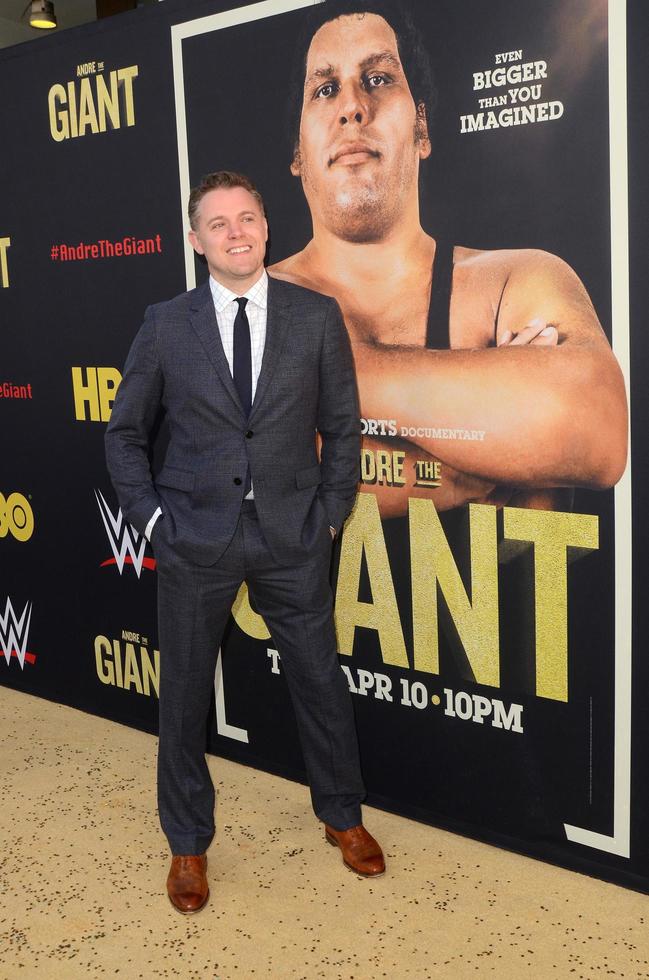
[166,854,209,914]
[324,824,385,877]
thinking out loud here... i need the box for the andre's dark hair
[287,0,436,159]
[188,170,265,229]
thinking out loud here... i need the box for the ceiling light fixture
[29,1,57,30]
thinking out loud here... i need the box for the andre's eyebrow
[304,51,402,88]
[359,51,401,72]
[305,63,336,87]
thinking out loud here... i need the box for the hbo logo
[0,492,34,541]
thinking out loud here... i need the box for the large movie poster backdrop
[0,0,640,889]
[173,0,632,873]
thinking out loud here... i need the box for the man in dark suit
[105,171,384,914]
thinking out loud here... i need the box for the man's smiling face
[292,12,430,243]
[189,185,268,291]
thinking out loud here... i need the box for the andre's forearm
[355,340,627,489]
[359,436,502,515]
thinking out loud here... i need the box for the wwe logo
[0,597,33,669]
[95,489,154,577]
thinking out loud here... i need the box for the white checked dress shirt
[144,271,268,539]
[208,269,268,402]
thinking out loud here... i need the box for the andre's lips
[329,142,380,166]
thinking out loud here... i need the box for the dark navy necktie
[233,297,252,417]
[233,297,252,494]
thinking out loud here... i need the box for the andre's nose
[339,81,369,126]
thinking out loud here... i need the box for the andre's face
[292,13,430,243]
[188,186,268,291]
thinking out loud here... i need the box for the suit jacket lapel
[189,281,244,418]
[249,276,291,424]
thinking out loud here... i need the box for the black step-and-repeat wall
[2,0,646,891]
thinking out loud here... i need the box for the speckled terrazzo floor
[0,688,647,979]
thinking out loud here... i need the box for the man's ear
[416,103,431,159]
[290,144,302,176]
[188,229,204,255]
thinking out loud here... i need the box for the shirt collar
[209,269,268,313]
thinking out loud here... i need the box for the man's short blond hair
[188,171,265,230]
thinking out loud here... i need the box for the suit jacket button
[246,430,253,439]
[234,477,242,486]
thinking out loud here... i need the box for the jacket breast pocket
[155,466,195,492]
[295,464,321,489]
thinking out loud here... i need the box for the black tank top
[426,239,454,348]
